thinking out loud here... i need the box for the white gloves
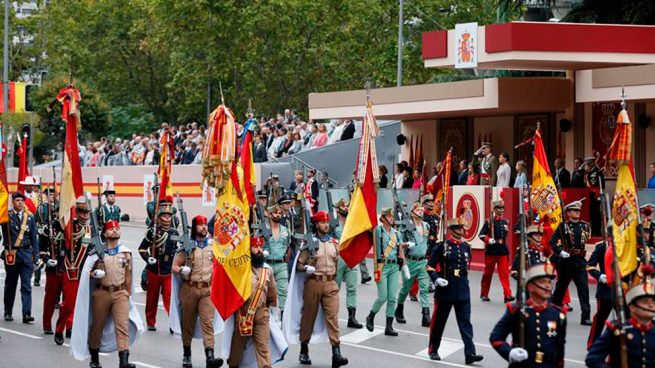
[263,250,270,258]
[47,259,58,267]
[406,242,416,249]
[92,269,105,279]
[509,348,528,363]
[435,278,449,287]
[559,251,570,259]
[147,257,157,265]
[599,274,607,284]
[304,265,316,275]
[180,266,192,276]
[401,264,411,281]
[488,238,496,245]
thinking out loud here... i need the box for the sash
[4,212,29,266]
[66,225,91,281]
[238,268,268,336]
[374,232,397,283]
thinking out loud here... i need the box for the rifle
[516,185,529,348]
[439,175,448,276]
[151,174,161,258]
[302,198,318,253]
[254,201,272,240]
[323,176,338,232]
[96,178,104,225]
[599,178,628,368]
[175,193,195,255]
[86,195,106,260]
[391,186,416,242]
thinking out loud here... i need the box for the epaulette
[506,302,519,314]
[551,303,568,320]
[605,319,619,332]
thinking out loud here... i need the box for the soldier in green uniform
[395,201,432,327]
[264,204,290,319]
[95,188,121,228]
[333,199,362,329]
[366,208,406,337]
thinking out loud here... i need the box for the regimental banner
[592,102,621,176]
[451,185,485,249]
[455,22,478,69]
[143,174,155,205]
[101,175,114,205]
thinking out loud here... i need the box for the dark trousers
[429,299,476,357]
[4,263,33,316]
[552,262,590,318]
[587,298,613,348]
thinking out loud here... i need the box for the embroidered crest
[215,203,248,257]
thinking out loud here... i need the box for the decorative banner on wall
[592,102,621,176]
[102,175,114,192]
[455,22,478,69]
[143,174,155,205]
[451,185,485,249]
[202,181,216,207]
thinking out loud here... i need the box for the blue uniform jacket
[479,217,510,256]
[586,319,655,368]
[586,242,613,300]
[427,237,471,301]
[2,210,39,265]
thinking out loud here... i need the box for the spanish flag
[158,128,175,200]
[606,109,638,277]
[339,102,379,268]
[0,124,8,224]
[205,104,252,319]
[530,128,562,248]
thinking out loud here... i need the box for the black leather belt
[267,259,286,264]
[407,256,426,262]
[380,259,397,264]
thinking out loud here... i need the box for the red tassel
[641,264,655,277]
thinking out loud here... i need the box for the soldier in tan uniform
[173,215,223,368]
[227,238,278,368]
[296,211,348,367]
[88,220,135,368]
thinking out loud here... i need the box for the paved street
[0,223,595,368]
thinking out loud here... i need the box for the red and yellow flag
[429,148,452,218]
[239,119,256,205]
[0,124,8,224]
[56,85,84,249]
[530,128,562,249]
[339,103,380,268]
[607,109,638,277]
[205,104,252,319]
[16,133,29,193]
[158,128,175,200]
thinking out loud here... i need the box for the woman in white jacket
[496,152,512,188]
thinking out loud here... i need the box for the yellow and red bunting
[530,128,562,251]
[605,109,638,278]
[339,104,379,268]
[0,82,27,113]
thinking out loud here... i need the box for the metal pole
[3,0,9,141]
[396,0,403,87]
[29,114,33,171]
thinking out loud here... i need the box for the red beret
[250,236,264,247]
[192,215,208,225]
[104,220,120,231]
[312,211,330,223]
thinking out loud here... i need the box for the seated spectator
[340,119,355,141]
[253,134,267,163]
[87,144,100,167]
[287,132,304,155]
[313,124,329,148]
[411,169,421,189]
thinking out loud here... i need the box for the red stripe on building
[421,30,448,60]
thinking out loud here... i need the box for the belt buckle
[535,351,543,364]
[454,269,460,277]
[196,282,202,289]
[108,286,115,293]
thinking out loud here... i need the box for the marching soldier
[70,220,143,368]
[294,211,348,367]
[549,200,592,325]
[146,191,179,228]
[96,187,121,227]
[427,217,483,364]
[586,240,613,347]
[227,239,279,368]
[39,196,65,335]
[407,194,439,300]
[586,281,655,367]
[138,202,178,331]
[279,192,301,275]
[511,224,548,278]
[395,202,432,327]
[2,192,39,323]
[479,200,514,303]
[55,198,94,345]
[264,204,291,319]
[333,198,362,329]
[639,204,655,253]
[489,262,567,367]
[476,142,498,186]
[172,215,223,368]
[583,156,604,236]
[304,168,319,214]
[366,208,404,337]
[33,184,49,286]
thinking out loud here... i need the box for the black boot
[299,343,311,365]
[385,317,398,336]
[347,308,362,329]
[331,345,349,367]
[205,348,223,368]
[365,311,375,332]
[421,307,431,327]
[89,348,102,368]
[54,332,64,345]
[119,350,136,368]
[182,345,192,368]
[394,304,406,324]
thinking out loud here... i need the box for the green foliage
[109,104,157,140]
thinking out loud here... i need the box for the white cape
[70,245,145,361]
[282,251,328,344]
[221,312,288,367]
[169,273,224,338]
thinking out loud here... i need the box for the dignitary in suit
[2,192,39,323]
[553,158,571,189]
[95,188,121,227]
[70,220,144,368]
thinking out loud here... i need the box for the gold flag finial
[219,81,225,106]
[620,86,627,110]
[365,80,372,108]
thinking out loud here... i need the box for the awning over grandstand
[422,22,655,71]
[576,63,655,103]
[308,77,571,120]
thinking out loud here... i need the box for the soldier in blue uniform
[2,192,39,323]
[586,240,613,348]
[422,194,439,294]
[95,188,121,227]
[146,190,179,228]
[39,197,65,335]
[511,224,548,277]
[586,281,655,368]
[639,204,655,257]
[489,262,567,367]
[549,200,592,325]
[427,217,483,364]
[479,200,514,303]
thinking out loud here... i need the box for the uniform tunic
[586,241,614,347]
[371,225,401,317]
[398,222,431,308]
[586,318,655,368]
[264,224,290,311]
[3,210,38,317]
[180,239,215,347]
[479,217,512,299]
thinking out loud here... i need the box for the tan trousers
[227,307,271,368]
[89,289,129,351]
[299,279,340,346]
[180,284,215,347]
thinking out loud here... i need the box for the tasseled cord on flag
[202,105,237,192]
